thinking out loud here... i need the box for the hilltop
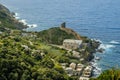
[37,25,89,45]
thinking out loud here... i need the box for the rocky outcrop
[0,4,28,31]
[0,4,10,13]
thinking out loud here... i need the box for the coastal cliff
[0,4,28,31]
[0,4,106,80]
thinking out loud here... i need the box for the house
[69,62,76,70]
[83,66,93,77]
[72,51,80,58]
[77,64,84,70]
[79,77,89,80]
[60,63,68,69]
[74,64,84,76]
[65,67,73,76]
[63,39,82,50]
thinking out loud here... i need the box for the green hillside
[0,30,73,80]
[91,68,120,80]
[37,27,76,45]
[37,27,90,45]
[0,4,27,31]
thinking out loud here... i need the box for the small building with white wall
[83,66,93,77]
[79,77,89,80]
[63,39,82,50]
[69,62,76,70]
[65,67,74,76]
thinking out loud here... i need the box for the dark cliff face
[0,4,28,31]
[0,4,10,13]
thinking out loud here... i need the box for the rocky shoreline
[51,35,101,80]
[0,3,102,80]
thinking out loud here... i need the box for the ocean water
[1,0,120,74]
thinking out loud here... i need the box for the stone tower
[61,22,66,28]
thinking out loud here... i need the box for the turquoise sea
[1,0,120,75]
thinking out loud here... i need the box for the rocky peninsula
[0,4,101,80]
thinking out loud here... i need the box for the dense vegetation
[0,31,74,80]
[37,27,77,45]
[0,30,97,80]
[90,68,120,80]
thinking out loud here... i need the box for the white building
[63,39,82,50]
[72,51,81,58]
[75,64,84,76]
[79,77,89,80]
[69,62,76,70]
[77,64,84,71]
[60,63,68,69]
[83,66,93,77]
[65,67,73,76]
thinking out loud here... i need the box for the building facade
[63,39,82,50]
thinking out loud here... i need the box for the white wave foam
[32,24,37,28]
[93,67,102,76]
[91,38,102,43]
[106,44,115,48]
[110,40,119,44]
[91,60,102,77]
[28,24,32,28]
[13,13,20,19]
[15,17,20,19]
[19,19,27,25]
[92,62,97,67]
[18,20,38,28]
[98,44,115,50]
[13,13,18,17]
[28,24,38,28]
[13,12,38,29]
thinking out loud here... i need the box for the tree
[41,57,54,68]
[91,68,120,80]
